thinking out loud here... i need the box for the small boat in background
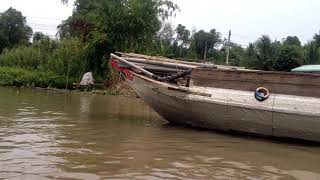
[110,52,320,142]
[291,65,320,73]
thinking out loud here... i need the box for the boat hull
[128,74,320,142]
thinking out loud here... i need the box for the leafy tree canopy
[0,8,33,53]
[33,32,50,43]
[253,35,276,70]
[193,29,221,59]
[283,36,301,46]
[58,0,178,52]
[273,44,302,71]
[57,0,178,78]
[176,24,190,47]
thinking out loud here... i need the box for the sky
[0,0,74,38]
[172,0,320,46]
[1,0,320,45]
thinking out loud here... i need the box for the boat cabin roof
[291,65,320,73]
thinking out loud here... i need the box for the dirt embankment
[89,81,136,97]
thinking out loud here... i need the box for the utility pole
[226,30,231,65]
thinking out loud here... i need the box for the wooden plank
[191,69,320,97]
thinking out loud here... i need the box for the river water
[0,87,319,180]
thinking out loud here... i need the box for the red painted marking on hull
[111,60,134,81]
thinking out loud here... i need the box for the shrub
[0,67,73,89]
[273,45,302,71]
[0,38,86,80]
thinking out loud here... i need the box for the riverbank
[81,81,136,97]
[0,66,136,97]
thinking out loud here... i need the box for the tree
[57,0,178,78]
[229,45,246,66]
[273,45,302,71]
[254,35,276,70]
[193,29,221,59]
[157,23,175,56]
[244,43,258,68]
[175,24,190,57]
[0,8,33,52]
[304,41,320,64]
[58,0,177,50]
[33,32,49,43]
[313,32,320,47]
[176,24,190,45]
[158,23,174,45]
[303,33,320,65]
[0,30,9,53]
[283,36,301,46]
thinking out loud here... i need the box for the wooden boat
[110,53,320,142]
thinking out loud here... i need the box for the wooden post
[65,55,71,91]
[226,30,231,65]
[204,40,208,61]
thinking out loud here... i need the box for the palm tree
[254,35,275,70]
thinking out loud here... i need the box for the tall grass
[0,67,77,88]
[0,38,107,89]
[0,38,86,79]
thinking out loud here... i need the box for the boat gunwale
[195,67,320,77]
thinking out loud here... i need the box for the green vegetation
[0,67,76,88]
[156,28,320,71]
[0,8,32,53]
[0,37,87,88]
[0,1,320,90]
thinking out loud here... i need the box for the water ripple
[0,87,319,179]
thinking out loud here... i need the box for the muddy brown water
[0,87,319,180]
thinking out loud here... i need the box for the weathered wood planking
[129,73,320,142]
[191,68,320,97]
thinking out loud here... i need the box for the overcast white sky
[0,0,74,38]
[1,0,320,45]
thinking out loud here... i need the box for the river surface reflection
[0,87,319,179]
